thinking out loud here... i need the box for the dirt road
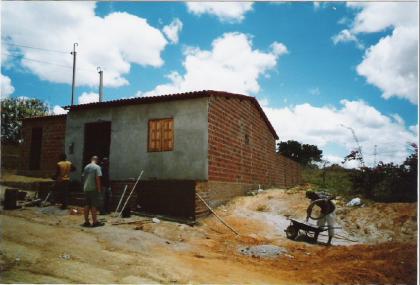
[0,187,417,284]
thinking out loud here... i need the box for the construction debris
[69,208,82,215]
[238,245,287,259]
[59,253,71,260]
[347,197,362,207]
[21,199,42,207]
[118,170,143,218]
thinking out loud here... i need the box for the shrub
[349,145,418,202]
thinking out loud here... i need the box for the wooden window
[148,118,174,152]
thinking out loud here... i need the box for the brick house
[20,90,301,220]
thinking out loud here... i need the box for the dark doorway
[137,180,196,220]
[83,122,111,167]
[29,127,43,170]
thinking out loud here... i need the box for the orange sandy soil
[0,186,417,284]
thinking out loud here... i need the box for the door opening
[29,127,43,170]
[83,122,111,167]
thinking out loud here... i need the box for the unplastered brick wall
[206,95,301,206]
[20,115,67,177]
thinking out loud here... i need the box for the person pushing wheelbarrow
[305,191,336,245]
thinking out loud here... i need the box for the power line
[2,52,97,73]
[3,52,73,69]
[2,41,69,54]
[3,41,111,72]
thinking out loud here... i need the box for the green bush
[349,146,417,202]
[303,146,417,203]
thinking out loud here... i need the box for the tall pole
[340,124,365,168]
[97,66,103,102]
[70,43,78,105]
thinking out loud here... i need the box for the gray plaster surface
[65,98,209,181]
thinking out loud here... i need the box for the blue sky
[1,1,418,167]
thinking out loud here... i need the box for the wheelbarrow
[285,218,331,242]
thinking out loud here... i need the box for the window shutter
[162,119,174,151]
[148,120,155,151]
[148,118,173,152]
[155,120,162,151]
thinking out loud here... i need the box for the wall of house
[19,115,67,177]
[201,95,302,209]
[65,98,209,181]
[1,144,22,170]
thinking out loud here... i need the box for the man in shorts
[82,156,104,227]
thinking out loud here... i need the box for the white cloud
[258,98,269,107]
[1,74,15,99]
[333,2,418,104]
[357,25,418,104]
[52,105,68,115]
[163,18,183,44]
[141,32,288,96]
[270,42,288,56]
[331,29,364,49]
[337,17,350,25]
[391,113,405,125]
[323,155,359,169]
[263,100,418,166]
[186,2,253,23]
[348,2,418,34]
[78,92,99,104]
[308,87,321,96]
[1,2,168,88]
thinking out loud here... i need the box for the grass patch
[302,167,354,199]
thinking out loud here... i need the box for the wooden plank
[196,193,239,236]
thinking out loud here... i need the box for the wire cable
[2,41,69,54]
[2,52,97,73]
[3,52,73,69]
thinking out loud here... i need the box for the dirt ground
[0,186,417,284]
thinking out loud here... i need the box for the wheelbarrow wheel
[285,225,299,240]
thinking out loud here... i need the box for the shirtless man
[305,191,336,245]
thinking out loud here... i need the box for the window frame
[147,118,174,152]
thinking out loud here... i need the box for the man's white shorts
[317,211,336,237]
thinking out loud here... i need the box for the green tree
[277,140,323,166]
[1,97,49,144]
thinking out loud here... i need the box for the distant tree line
[281,139,417,203]
[1,97,49,144]
[277,140,323,167]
